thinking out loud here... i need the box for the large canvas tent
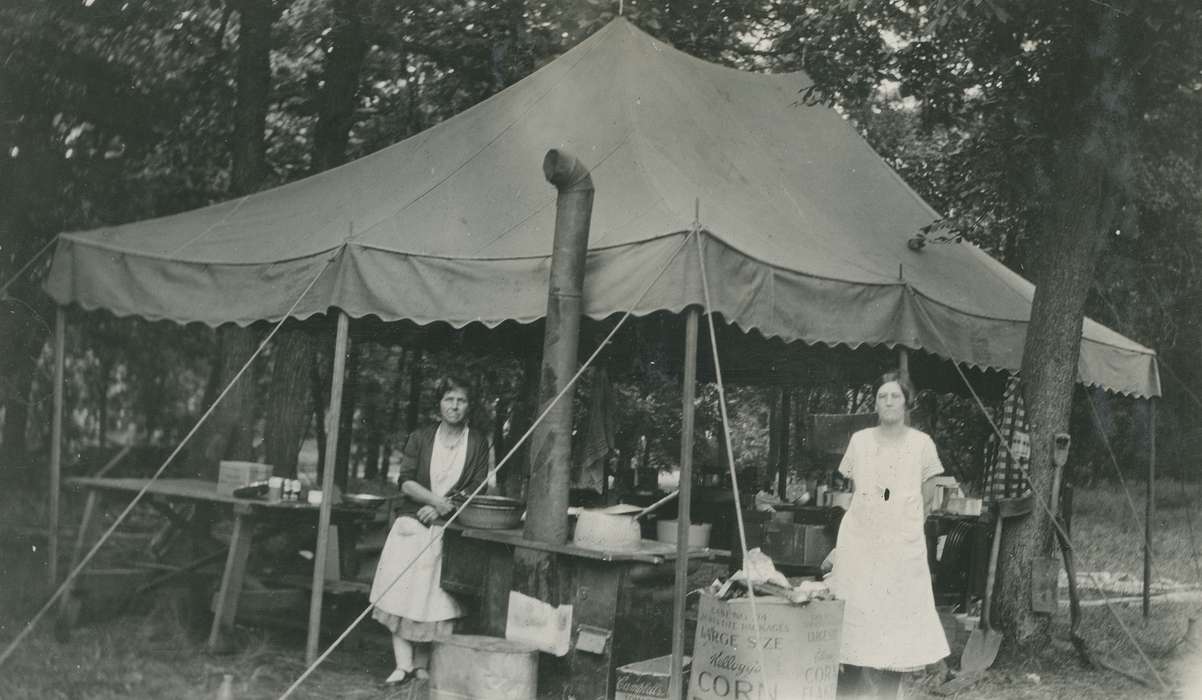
[44,17,1159,397]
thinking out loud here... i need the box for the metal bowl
[453,494,524,529]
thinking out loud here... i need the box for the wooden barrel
[430,634,538,700]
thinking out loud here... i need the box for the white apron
[370,427,468,624]
[830,428,950,671]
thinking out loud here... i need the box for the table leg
[55,490,100,639]
[207,507,253,653]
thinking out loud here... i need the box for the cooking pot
[655,520,712,548]
[452,494,524,530]
[572,507,643,550]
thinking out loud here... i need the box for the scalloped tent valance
[43,18,1159,398]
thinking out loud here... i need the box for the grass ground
[1,478,1200,698]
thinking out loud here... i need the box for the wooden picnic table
[63,476,388,652]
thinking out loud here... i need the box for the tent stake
[670,306,699,700]
[48,306,65,586]
[1144,399,1155,618]
[307,310,350,664]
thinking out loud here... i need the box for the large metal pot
[453,494,524,530]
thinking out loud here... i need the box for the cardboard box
[217,460,273,496]
[615,655,691,700]
[689,593,844,700]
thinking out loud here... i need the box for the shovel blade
[960,628,1003,674]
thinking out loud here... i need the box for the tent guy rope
[0,236,57,298]
[277,230,695,699]
[694,227,775,697]
[0,257,336,670]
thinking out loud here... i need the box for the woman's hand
[432,497,455,517]
[416,505,440,525]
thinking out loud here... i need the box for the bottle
[267,476,283,503]
[215,673,234,700]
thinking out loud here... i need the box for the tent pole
[306,310,350,664]
[669,306,699,700]
[898,346,910,380]
[48,306,65,586]
[1143,398,1156,618]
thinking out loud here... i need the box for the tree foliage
[2,2,1201,653]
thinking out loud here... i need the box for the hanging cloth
[982,376,1032,502]
[571,367,615,493]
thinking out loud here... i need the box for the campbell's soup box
[614,655,691,700]
[688,593,843,700]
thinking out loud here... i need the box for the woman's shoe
[383,668,412,686]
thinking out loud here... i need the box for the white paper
[505,591,573,656]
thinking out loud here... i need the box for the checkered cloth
[982,376,1032,502]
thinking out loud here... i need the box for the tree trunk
[312,0,368,172]
[995,5,1134,647]
[260,0,367,481]
[362,372,383,481]
[182,324,259,479]
[404,348,423,434]
[229,0,276,198]
[311,354,328,474]
[262,323,313,478]
[183,0,278,478]
[333,337,359,490]
[777,387,791,496]
[502,350,539,497]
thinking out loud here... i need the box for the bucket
[655,520,712,548]
[430,635,538,700]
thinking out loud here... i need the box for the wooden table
[63,477,384,652]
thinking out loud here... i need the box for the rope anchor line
[0,258,335,670]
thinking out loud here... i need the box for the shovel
[959,494,1034,674]
[1032,433,1072,613]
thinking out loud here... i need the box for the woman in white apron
[829,371,949,698]
[370,375,490,685]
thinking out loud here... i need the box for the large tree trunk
[182,324,259,479]
[229,0,275,197]
[261,0,368,480]
[262,322,312,478]
[184,0,278,477]
[996,5,1132,643]
[311,0,368,172]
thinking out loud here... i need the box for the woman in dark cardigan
[369,375,489,685]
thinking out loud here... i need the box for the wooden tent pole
[669,306,699,700]
[48,306,65,586]
[306,310,350,664]
[1143,399,1156,618]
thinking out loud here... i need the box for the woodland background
[1,1,1200,533]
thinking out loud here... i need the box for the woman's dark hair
[433,374,473,408]
[875,370,915,408]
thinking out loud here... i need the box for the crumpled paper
[711,548,834,604]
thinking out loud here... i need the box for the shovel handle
[982,512,1003,629]
[635,489,680,520]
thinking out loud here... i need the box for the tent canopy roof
[44,18,1160,398]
